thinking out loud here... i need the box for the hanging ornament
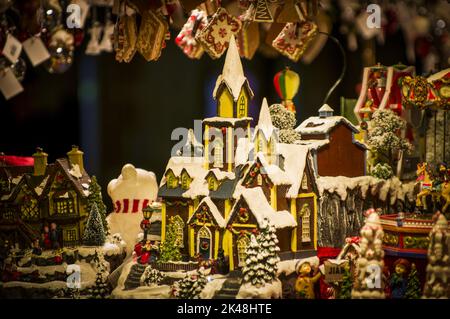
[272,20,318,62]
[276,0,302,23]
[37,0,63,35]
[85,22,103,55]
[0,56,26,82]
[136,9,168,62]
[98,9,115,53]
[44,28,74,74]
[175,9,207,59]
[273,67,300,112]
[236,21,259,60]
[113,12,138,63]
[253,0,273,23]
[196,7,241,59]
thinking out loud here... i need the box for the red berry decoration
[221,127,227,135]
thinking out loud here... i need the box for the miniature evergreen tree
[423,214,450,299]
[83,203,106,246]
[370,162,394,180]
[367,109,413,174]
[405,263,421,299]
[173,269,207,299]
[88,176,109,235]
[88,270,110,299]
[242,219,280,287]
[159,217,182,262]
[269,104,300,144]
[351,212,386,299]
[338,264,353,299]
[140,265,164,287]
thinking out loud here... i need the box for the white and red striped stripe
[114,199,153,213]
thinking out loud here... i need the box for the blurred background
[0,0,449,206]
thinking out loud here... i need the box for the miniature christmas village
[1,31,449,299]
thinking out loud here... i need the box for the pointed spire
[257,98,274,140]
[213,36,253,101]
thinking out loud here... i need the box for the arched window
[237,235,250,267]
[213,140,223,168]
[300,204,311,243]
[197,226,212,260]
[172,215,185,248]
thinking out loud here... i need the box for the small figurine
[42,225,51,250]
[31,238,42,256]
[294,261,322,299]
[139,240,153,264]
[50,222,60,250]
[389,258,410,299]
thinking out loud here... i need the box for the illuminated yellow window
[300,204,311,243]
[237,236,250,267]
[237,90,248,118]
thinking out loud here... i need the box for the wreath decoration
[238,207,250,223]
[200,241,209,250]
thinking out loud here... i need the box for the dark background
[0,26,422,206]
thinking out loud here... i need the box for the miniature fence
[149,261,198,272]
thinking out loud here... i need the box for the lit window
[213,143,223,168]
[54,198,75,215]
[64,228,78,242]
[21,198,39,220]
[237,236,250,267]
[238,95,246,118]
[172,215,185,248]
[300,204,311,243]
[181,172,191,190]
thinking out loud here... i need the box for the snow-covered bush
[269,104,300,144]
[172,269,207,299]
[279,129,301,144]
[140,265,164,287]
[370,163,394,180]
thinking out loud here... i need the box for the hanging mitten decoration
[175,9,207,59]
[136,9,168,62]
[114,11,138,63]
[236,21,259,59]
[85,23,103,55]
[272,20,318,62]
[253,0,273,23]
[196,7,241,59]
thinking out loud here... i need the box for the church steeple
[213,36,254,118]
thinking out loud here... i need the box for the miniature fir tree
[338,264,353,299]
[351,212,386,299]
[405,263,421,299]
[83,202,106,246]
[367,109,412,174]
[242,219,280,287]
[370,162,394,180]
[89,270,110,299]
[88,176,109,235]
[140,265,164,287]
[423,214,450,299]
[173,269,207,299]
[159,217,182,262]
[269,104,300,144]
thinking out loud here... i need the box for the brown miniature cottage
[0,146,91,248]
[296,104,367,177]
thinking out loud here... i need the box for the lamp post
[141,205,154,242]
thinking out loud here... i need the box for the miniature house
[158,37,319,270]
[296,104,367,177]
[0,146,91,248]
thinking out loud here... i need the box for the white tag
[0,68,24,100]
[22,37,51,67]
[2,34,23,63]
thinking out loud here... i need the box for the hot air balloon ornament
[273,67,300,113]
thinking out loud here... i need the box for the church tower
[204,36,254,172]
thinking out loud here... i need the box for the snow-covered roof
[228,187,297,229]
[207,168,235,181]
[317,176,416,205]
[318,104,334,113]
[277,144,312,198]
[235,138,253,166]
[296,116,359,135]
[212,36,254,101]
[255,152,291,186]
[188,197,226,228]
[255,98,274,141]
[296,139,330,150]
[203,117,252,126]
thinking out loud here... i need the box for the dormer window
[166,170,178,189]
[207,174,219,191]
[181,170,192,190]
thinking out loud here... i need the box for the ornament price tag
[22,37,51,67]
[2,34,23,64]
[0,68,24,100]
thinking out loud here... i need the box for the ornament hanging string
[317,31,347,106]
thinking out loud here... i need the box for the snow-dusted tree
[370,162,394,180]
[405,263,421,299]
[367,109,413,173]
[269,104,300,144]
[83,202,106,246]
[140,265,164,287]
[242,218,280,287]
[88,250,110,298]
[423,214,450,299]
[351,211,385,299]
[159,217,182,262]
[87,176,109,235]
[173,269,207,299]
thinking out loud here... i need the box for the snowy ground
[236,279,282,299]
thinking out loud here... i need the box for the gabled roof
[187,197,226,228]
[227,187,297,229]
[296,116,359,135]
[252,152,291,186]
[254,98,275,141]
[205,168,235,181]
[212,36,254,101]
